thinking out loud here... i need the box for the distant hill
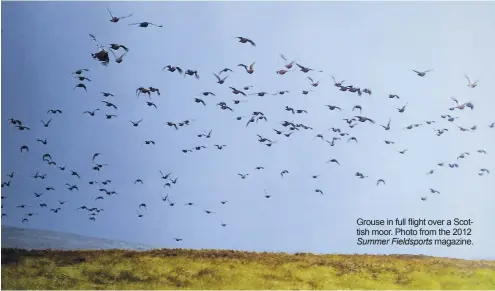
[1,226,153,251]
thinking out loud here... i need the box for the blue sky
[1,1,495,260]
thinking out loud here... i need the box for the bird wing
[464,74,472,84]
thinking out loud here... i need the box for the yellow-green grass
[2,248,495,290]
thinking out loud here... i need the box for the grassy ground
[2,248,495,290]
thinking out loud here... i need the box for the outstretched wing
[120,13,133,19]
[108,48,118,59]
[89,33,105,50]
[464,74,472,84]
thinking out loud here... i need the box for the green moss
[2,248,495,289]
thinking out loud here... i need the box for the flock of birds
[2,8,493,243]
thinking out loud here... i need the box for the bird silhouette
[108,8,132,23]
[129,22,163,28]
[130,119,143,127]
[411,69,433,77]
[238,62,255,74]
[464,74,478,88]
[235,37,256,46]
[83,109,100,116]
[213,73,228,84]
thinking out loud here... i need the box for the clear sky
[1,1,495,260]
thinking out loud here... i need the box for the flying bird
[101,92,114,97]
[411,69,433,77]
[314,189,324,195]
[20,145,29,153]
[184,70,200,79]
[92,153,101,161]
[83,109,100,116]
[397,103,408,113]
[213,73,228,84]
[276,69,295,75]
[194,98,206,106]
[238,62,255,74]
[352,105,362,113]
[355,116,375,124]
[37,138,47,145]
[129,22,162,28]
[108,8,133,23]
[219,68,234,74]
[235,37,256,46]
[74,76,91,82]
[70,171,81,178]
[307,77,320,87]
[280,54,296,69]
[381,119,391,130]
[74,83,87,91]
[296,63,323,73]
[47,109,62,115]
[464,74,478,88]
[430,188,440,194]
[71,69,89,75]
[130,119,143,127]
[102,101,117,109]
[162,65,183,75]
[146,102,157,109]
[238,173,249,179]
[229,87,246,96]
